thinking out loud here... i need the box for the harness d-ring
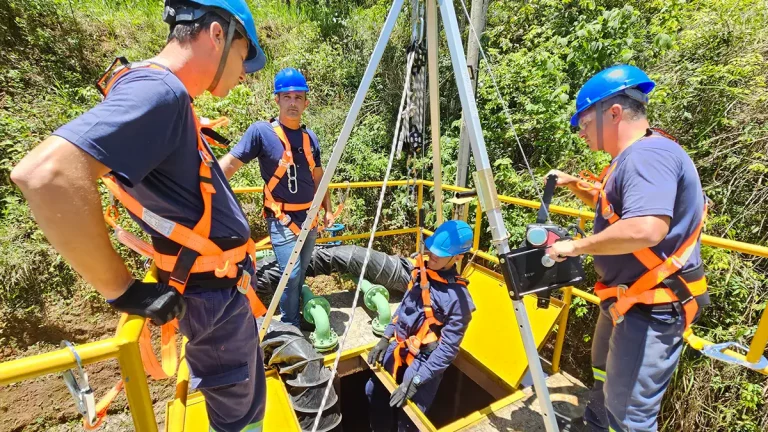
[215,259,231,278]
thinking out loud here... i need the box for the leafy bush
[0,0,766,429]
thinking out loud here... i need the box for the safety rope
[456,0,550,221]
[309,1,551,429]
[308,57,405,431]
[307,6,427,428]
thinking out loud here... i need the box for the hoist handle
[537,174,558,224]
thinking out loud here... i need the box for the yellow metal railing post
[417,180,424,248]
[747,302,768,364]
[168,338,189,432]
[551,287,572,373]
[473,203,482,252]
[116,317,158,432]
[551,216,587,372]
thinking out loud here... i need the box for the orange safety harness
[84,59,267,429]
[576,129,708,330]
[254,181,350,246]
[390,256,468,379]
[263,120,319,235]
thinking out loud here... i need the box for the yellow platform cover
[460,263,565,388]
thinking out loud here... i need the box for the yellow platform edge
[166,263,565,432]
[165,369,301,432]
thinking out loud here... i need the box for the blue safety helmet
[424,220,474,258]
[570,64,655,127]
[274,68,309,94]
[163,0,266,74]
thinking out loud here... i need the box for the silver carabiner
[60,340,97,426]
[287,163,299,194]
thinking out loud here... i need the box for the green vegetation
[0,0,765,430]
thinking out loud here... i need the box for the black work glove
[107,280,186,325]
[367,336,390,366]
[389,373,421,407]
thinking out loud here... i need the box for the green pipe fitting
[300,285,338,352]
[360,279,391,337]
[255,249,274,260]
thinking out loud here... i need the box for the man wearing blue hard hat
[12,1,269,430]
[546,65,708,432]
[219,67,334,329]
[365,220,477,431]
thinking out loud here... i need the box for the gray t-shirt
[593,132,705,286]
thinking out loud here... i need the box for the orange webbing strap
[578,163,618,221]
[245,287,267,317]
[83,379,124,430]
[611,207,707,328]
[113,226,156,258]
[200,116,230,149]
[391,258,455,378]
[596,283,701,330]
[264,123,319,235]
[102,177,224,262]
[153,243,249,274]
[264,200,313,212]
[272,124,316,172]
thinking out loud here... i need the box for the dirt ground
[0,291,175,432]
[0,274,351,432]
[0,272,589,432]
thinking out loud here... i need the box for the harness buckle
[237,271,251,295]
[278,213,292,227]
[214,259,230,278]
[608,303,625,325]
[405,336,421,356]
[601,203,615,220]
[198,149,214,167]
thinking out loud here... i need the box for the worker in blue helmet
[546,64,708,432]
[365,220,477,431]
[12,1,270,431]
[220,67,334,329]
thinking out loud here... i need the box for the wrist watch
[412,375,422,386]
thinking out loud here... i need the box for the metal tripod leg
[437,0,560,430]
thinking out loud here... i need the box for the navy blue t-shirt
[230,121,321,225]
[53,66,250,241]
[593,133,705,286]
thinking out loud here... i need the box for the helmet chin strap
[595,100,605,152]
[207,15,237,94]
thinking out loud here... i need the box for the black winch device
[497,174,586,309]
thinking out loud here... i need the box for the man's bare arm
[313,167,332,212]
[11,136,133,299]
[547,169,598,208]
[547,215,671,259]
[218,153,245,180]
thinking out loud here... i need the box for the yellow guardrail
[0,315,158,431]
[238,179,768,373]
[3,178,766,432]
[420,180,768,373]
